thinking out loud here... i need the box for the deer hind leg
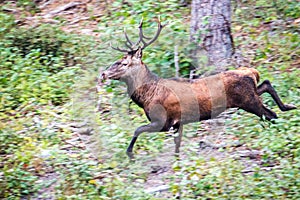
[257,80,296,111]
[241,96,278,121]
[261,104,278,121]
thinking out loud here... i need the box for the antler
[110,42,128,53]
[110,17,167,53]
[137,17,167,50]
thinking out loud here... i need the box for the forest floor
[2,0,299,199]
[12,1,256,198]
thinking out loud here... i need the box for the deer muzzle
[101,72,107,80]
[98,71,109,86]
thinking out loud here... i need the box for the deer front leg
[174,125,183,155]
[126,121,163,160]
[257,80,296,111]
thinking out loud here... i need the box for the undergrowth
[0,0,299,199]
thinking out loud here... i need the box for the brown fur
[129,66,262,130]
[102,49,296,159]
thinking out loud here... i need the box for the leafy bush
[5,26,76,68]
[1,0,39,13]
[0,12,15,37]
[1,0,299,199]
[1,165,39,199]
[0,129,23,154]
[275,0,300,18]
[0,24,81,113]
[0,128,38,199]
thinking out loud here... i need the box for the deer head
[102,18,167,81]
[101,47,143,81]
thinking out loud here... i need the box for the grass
[0,0,299,199]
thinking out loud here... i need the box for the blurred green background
[0,0,299,199]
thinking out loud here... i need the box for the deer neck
[122,64,159,97]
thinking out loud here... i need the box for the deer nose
[101,72,107,80]
[98,72,107,85]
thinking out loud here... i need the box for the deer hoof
[282,104,297,111]
[126,151,135,160]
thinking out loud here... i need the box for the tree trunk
[190,0,234,73]
[190,0,235,139]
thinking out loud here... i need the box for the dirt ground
[5,1,264,198]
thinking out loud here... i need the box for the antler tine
[110,42,129,53]
[136,17,150,40]
[124,43,133,51]
[134,17,150,48]
[131,17,144,47]
[110,17,167,53]
[124,28,134,51]
[139,17,167,50]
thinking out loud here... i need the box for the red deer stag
[101,18,296,159]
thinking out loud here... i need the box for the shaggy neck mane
[123,64,160,108]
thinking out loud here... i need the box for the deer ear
[135,47,143,59]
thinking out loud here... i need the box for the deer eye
[121,61,128,66]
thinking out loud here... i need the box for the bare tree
[190,0,234,73]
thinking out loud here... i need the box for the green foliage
[0,12,15,37]
[0,124,48,198]
[234,0,300,24]
[3,0,40,13]
[1,164,39,199]
[5,26,74,65]
[0,10,82,198]
[0,25,81,113]
[0,129,23,154]
[1,0,300,199]
[0,105,75,198]
[274,0,300,18]
[171,157,300,199]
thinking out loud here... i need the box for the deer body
[102,19,296,159]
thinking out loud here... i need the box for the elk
[101,18,296,159]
